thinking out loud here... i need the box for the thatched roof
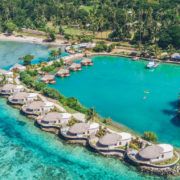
[43,112,71,122]
[68,123,89,134]
[98,133,122,146]
[139,145,163,159]
[11,92,28,99]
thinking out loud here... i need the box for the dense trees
[22,54,34,66]
[0,0,179,49]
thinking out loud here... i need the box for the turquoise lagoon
[0,41,180,179]
[51,56,180,147]
[0,98,159,179]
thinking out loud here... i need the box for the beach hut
[10,64,26,72]
[22,101,54,115]
[41,74,55,84]
[69,63,82,71]
[81,58,93,66]
[98,132,132,148]
[56,69,70,77]
[138,144,174,163]
[0,84,24,95]
[38,112,72,127]
[8,92,38,105]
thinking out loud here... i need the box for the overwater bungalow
[60,122,100,141]
[37,112,72,130]
[127,143,179,168]
[0,84,24,95]
[10,63,26,72]
[56,68,70,77]
[89,131,132,157]
[22,101,54,116]
[69,63,82,71]
[137,144,174,163]
[98,132,132,148]
[81,58,93,66]
[8,92,38,105]
[41,74,56,84]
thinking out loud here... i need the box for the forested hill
[0,0,179,49]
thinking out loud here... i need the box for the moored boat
[146,61,159,69]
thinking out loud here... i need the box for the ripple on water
[0,99,162,180]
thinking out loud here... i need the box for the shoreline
[87,52,180,65]
[0,33,69,47]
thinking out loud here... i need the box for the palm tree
[87,107,96,121]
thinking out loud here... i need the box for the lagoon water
[51,56,180,147]
[0,41,180,179]
[0,41,49,68]
[0,98,159,179]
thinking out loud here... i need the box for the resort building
[56,68,70,77]
[37,112,72,128]
[0,69,13,78]
[10,63,26,72]
[0,84,24,95]
[137,144,174,163]
[41,74,55,84]
[81,58,93,66]
[61,122,100,140]
[98,132,132,148]
[69,63,82,71]
[171,53,180,61]
[8,92,38,105]
[22,101,54,115]
[72,112,86,122]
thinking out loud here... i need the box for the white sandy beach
[0,33,68,46]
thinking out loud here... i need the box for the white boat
[132,57,140,61]
[146,61,159,69]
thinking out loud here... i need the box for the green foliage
[142,131,157,142]
[0,1,179,50]
[23,54,34,66]
[34,81,46,91]
[25,70,38,76]
[42,87,61,100]
[4,20,17,34]
[67,118,78,126]
[129,138,142,150]
[96,126,106,138]
[158,25,180,49]
[41,65,55,72]
[103,118,112,125]
[93,41,108,52]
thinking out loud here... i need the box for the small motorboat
[146,61,159,69]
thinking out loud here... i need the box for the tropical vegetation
[0,0,179,50]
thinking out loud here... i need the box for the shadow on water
[162,100,180,127]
